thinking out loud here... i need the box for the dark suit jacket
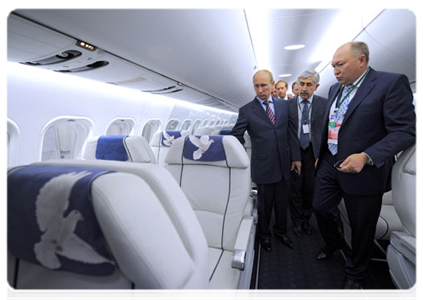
[318,68,415,195]
[231,97,301,184]
[287,94,328,159]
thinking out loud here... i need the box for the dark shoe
[342,277,363,289]
[314,246,335,260]
[302,221,312,235]
[293,226,303,237]
[260,238,272,253]
[276,234,294,248]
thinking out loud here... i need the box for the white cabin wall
[7,62,238,166]
[7,62,170,165]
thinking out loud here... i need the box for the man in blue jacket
[313,41,416,289]
[231,70,301,252]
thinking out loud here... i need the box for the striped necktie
[264,100,275,125]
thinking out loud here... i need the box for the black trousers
[289,144,315,227]
[256,177,289,240]
[313,150,383,281]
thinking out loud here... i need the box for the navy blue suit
[288,95,327,228]
[313,68,416,281]
[231,97,300,238]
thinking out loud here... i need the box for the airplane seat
[149,130,189,165]
[242,132,258,223]
[387,144,416,289]
[339,189,403,248]
[208,130,256,221]
[164,135,255,289]
[8,159,209,289]
[211,129,232,136]
[83,135,156,164]
[193,126,215,135]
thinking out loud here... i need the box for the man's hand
[336,153,368,173]
[291,161,302,175]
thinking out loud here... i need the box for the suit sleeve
[365,74,416,167]
[288,101,301,162]
[230,106,248,144]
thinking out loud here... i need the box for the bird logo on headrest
[162,131,176,146]
[189,135,215,160]
[33,171,114,270]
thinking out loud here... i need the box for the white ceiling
[10,9,417,111]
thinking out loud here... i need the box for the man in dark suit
[231,70,301,252]
[287,70,327,237]
[313,42,415,289]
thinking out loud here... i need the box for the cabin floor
[252,212,396,289]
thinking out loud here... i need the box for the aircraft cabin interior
[4,6,418,299]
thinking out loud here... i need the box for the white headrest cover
[165,135,249,168]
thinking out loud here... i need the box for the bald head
[332,41,369,85]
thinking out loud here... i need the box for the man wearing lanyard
[312,42,415,288]
[287,70,327,237]
[231,70,301,252]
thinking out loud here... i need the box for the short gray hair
[297,69,320,84]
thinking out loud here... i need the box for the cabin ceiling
[8,9,416,112]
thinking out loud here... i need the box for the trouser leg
[343,192,383,281]
[313,151,345,250]
[289,169,303,227]
[301,146,316,222]
[257,183,275,239]
[273,178,289,235]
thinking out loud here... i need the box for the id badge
[302,124,310,134]
[328,125,340,145]
[328,115,342,144]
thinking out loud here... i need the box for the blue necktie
[300,100,310,150]
[328,84,354,155]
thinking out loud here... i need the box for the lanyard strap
[335,67,370,109]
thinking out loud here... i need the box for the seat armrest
[231,217,253,270]
[391,231,420,267]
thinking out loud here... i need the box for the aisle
[256,214,395,289]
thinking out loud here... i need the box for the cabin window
[165,119,179,130]
[201,119,209,127]
[40,117,93,161]
[191,119,201,134]
[180,119,191,131]
[141,119,161,143]
[106,118,135,135]
[7,118,20,167]
[209,121,216,127]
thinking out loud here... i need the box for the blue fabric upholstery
[219,129,232,135]
[183,135,226,162]
[95,135,128,161]
[8,165,115,276]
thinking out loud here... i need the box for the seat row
[8,133,256,289]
